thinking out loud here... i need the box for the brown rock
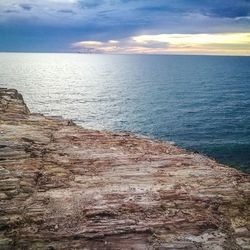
[0,88,249,249]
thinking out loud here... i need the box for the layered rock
[0,88,249,249]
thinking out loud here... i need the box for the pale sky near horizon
[1,0,250,55]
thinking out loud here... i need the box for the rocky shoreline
[0,88,249,249]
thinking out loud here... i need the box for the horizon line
[1,51,250,57]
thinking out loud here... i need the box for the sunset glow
[72,33,250,55]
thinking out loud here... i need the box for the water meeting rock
[0,88,249,249]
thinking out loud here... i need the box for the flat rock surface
[0,88,249,249]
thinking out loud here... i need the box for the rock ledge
[0,88,249,249]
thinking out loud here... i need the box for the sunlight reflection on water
[1,53,250,172]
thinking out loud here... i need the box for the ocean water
[0,53,250,173]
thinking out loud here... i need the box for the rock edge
[0,88,249,249]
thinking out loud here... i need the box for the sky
[0,0,250,55]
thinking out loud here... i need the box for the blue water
[0,53,250,173]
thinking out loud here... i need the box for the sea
[0,53,250,173]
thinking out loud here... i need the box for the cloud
[1,1,250,28]
[134,40,169,49]
[58,9,75,14]
[134,0,250,19]
[72,40,121,53]
[208,6,249,18]
[77,0,104,9]
[19,3,32,11]
[133,33,250,55]
[0,0,250,52]
[235,16,250,21]
[4,9,19,13]
[72,33,250,55]
[132,33,250,46]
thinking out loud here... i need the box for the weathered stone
[0,237,13,250]
[0,88,249,249]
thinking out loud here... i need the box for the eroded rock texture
[0,88,249,249]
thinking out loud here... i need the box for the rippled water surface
[1,53,250,172]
